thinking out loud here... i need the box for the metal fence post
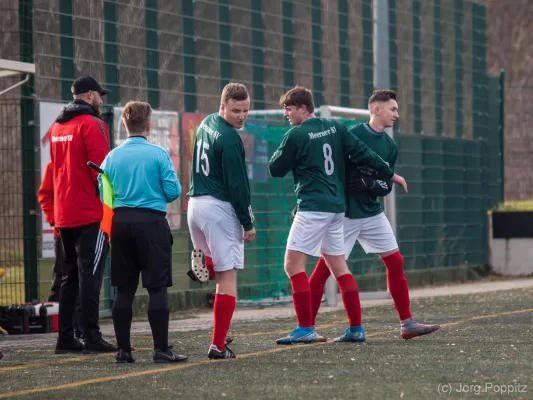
[499,69,505,203]
[100,105,115,315]
[20,0,38,303]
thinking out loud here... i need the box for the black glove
[355,165,379,178]
[349,175,375,195]
[290,206,297,225]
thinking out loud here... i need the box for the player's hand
[290,206,297,225]
[391,173,408,193]
[243,227,256,242]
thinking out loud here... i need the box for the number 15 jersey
[268,118,393,213]
[187,113,254,231]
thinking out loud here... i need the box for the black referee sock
[113,307,133,351]
[147,287,169,351]
[112,287,136,351]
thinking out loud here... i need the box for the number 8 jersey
[187,113,254,231]
[268,118,393,213]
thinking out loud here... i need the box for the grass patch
[0,265,25,305]
[1,287,533,399]
[493,201,533,212]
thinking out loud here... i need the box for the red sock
[337,274,362,327]
[382,252,412,321]
[212,293,236,350]
[205,256,215,280]
[309,258,331,326]
[290,272,312,328]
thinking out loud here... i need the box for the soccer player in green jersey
[308,90,440,341]
[269,86,408,344]
[187,83,256,359]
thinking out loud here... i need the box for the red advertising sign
[181,113,206,211]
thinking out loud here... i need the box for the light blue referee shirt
[98,136,181,213]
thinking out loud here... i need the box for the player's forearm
[227,181,254,230]
[231,196,254,231]
[348,147,393,179]
[163,179,181,202]
[268,137,295,177]
[268,154,291,177]
[161,169,181,202]
[223,149,254,230]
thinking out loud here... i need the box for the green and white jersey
[187,113,254,231]
[268,118,394,213]
[345,123,398,219]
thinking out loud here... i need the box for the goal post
[0,58,35,96]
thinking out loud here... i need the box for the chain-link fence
[0,0,502,310]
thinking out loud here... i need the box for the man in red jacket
[38,162,83,338]
[38,162,64,302]
[49,76,116,354]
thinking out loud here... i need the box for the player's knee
[147,286,168,310]
[383,251,405,276]
[336,273,359,293]
[309,262,331,288]
[284,250,308,276]
[113,285,137,309]
[322,254,349,278]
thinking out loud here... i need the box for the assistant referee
[99,101,187,364]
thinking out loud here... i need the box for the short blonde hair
[221,83,249,104]
[122,101,152,133]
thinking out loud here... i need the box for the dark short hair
[279,86,315,113]
[368,90,397,104]
[221,82,249,103]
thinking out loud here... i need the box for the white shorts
[287,211,345,257]
[343,212,398,258]
[187,196,244,272]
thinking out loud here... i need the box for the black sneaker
[115,349,135,364]
[207,344,236,359]
[55,337,84,354]
[225,336,233,345]
[153,348,188,363]
[83,338,117,354]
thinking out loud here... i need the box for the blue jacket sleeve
[159,151,182,202]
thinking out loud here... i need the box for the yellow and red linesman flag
[100,173,114,242]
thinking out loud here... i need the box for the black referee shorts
[110,208,173,289]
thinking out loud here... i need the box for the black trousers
[111,208,173,289]
[111,208,173,351]
[58,223,109,342]
[48,236,64,302]
[50,236,82,336]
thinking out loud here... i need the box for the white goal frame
[0,58,35,96]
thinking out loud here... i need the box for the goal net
[238,105,391,308]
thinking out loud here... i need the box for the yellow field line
[0,307,531,399]
[0,343,328,399]
[229,318,350,338]
[0,318,349,373]
[0,349,153,374]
